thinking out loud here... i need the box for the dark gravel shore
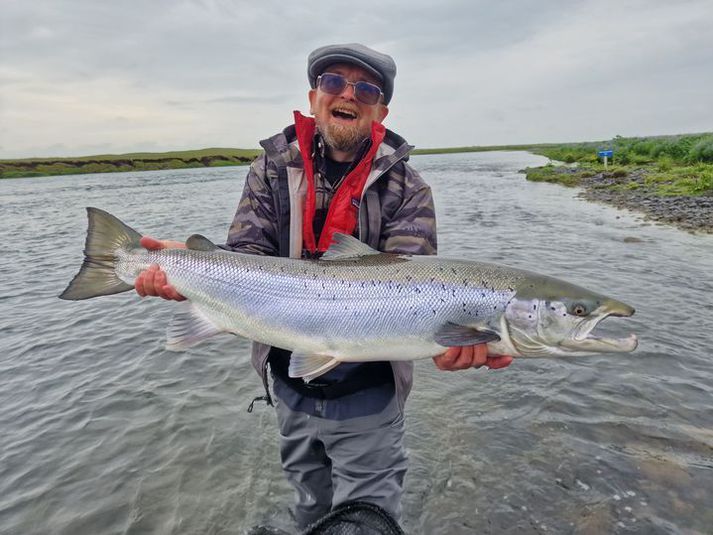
[551,167,713,234]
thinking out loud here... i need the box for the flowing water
[1,152,711,534]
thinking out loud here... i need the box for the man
[135,43,512,528]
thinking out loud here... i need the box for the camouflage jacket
[225,123,437,412]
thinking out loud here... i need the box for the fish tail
[59,207,142,300]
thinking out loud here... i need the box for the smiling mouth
[331,107,358,120]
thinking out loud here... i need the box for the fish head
[502,276,638,357]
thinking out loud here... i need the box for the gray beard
[320,122,368,154]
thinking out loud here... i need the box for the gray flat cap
[308,43,397,104]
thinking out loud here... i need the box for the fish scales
[116,247,517,358]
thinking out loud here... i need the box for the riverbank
[524,164,713,233]
[4,134,712,234]
[522,133,713,234]
[0,148,261,179]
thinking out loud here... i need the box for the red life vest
[294,111,386,254]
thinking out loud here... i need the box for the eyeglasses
[316,73,384,105]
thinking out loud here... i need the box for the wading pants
[275,396,408,529]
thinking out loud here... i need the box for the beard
[319,121,368,154]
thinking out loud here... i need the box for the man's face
[308,63,389,157]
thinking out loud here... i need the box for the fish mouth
[561,301,638,353]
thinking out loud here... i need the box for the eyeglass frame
[315,72,385,106]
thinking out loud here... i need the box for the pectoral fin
[166,303,224,351]
[434,322,501,346]
[288,353,340,382]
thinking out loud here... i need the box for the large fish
[60,208,638,380]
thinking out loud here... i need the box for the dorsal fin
[186,234,218,251]
[321,233,380,261]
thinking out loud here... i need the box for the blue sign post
[598,149,614,169]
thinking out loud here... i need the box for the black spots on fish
[279,266,285,273]
[481,292,486,298]
[430,277,436,283]
[432,308,437,316]
[321,282,325,289]
[413,287,422,294]
[440,297,446,303]
[303,282,308,289]
[441,282,447,291]
[451,268,457,275]
[533,304,537,310]
[462,279,469,286]
[507,286,514,292]
[371,280,377,287]
[332,295,336,301]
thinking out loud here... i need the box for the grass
[3,133,713,197]
[0,148,262,179]
[521,133,713,197]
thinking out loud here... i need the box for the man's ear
[308,89,317,114]
[377,104,389,123]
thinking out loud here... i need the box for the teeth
[333,108,357,119]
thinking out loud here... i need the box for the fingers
[485,355,514,369]
[139,236,187,250]
[433,345,514,371]
[140,236,166,250]
[134,264,186,301]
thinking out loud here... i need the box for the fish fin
[59,207,141,300]
[185,234,218,251]
[166,303,224,351]
[434,322,501,346]
[288,353,340,381]
[321,233,380,260]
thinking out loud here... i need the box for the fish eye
[570,303,589,316]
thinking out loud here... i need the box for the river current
[1,151,711,534]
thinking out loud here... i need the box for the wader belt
[269,348,394,400]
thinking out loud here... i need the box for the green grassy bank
[3,134,712,198]
[522,133,713,196]
[0,148,262,179]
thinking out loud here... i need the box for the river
[1,151,711,534]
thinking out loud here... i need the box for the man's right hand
[134,236,187,301]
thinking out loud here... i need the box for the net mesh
[301,501,405,535]
[246,502,405,535]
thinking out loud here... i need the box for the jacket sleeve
[225,153,280,256]
[379,164,437,256]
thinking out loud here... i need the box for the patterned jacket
[225,122,437,412]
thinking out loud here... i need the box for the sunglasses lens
[318,73,347,95]
[318,73,383,105]
[355,82,381,105]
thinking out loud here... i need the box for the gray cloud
[1,0,711,157]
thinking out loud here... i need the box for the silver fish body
[61,208,638,379]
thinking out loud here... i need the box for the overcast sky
[1,0,712,158]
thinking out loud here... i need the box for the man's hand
[134,236,187,301]
[433,344,513,371]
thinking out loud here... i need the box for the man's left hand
[433,344,513,371]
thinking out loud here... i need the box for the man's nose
[338,82,357,100]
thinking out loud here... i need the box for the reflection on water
[1,154,711,534]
